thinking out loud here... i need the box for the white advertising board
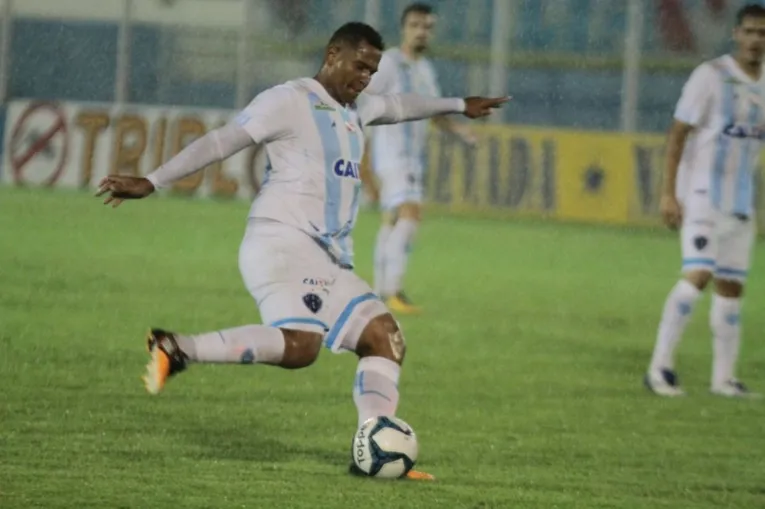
[2,100,267,200]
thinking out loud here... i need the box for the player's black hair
[400,2,434,25]
[327,22,385,51]
[736,3,765,26]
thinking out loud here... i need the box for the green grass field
[2,187,764,508]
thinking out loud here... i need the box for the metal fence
[2,0,758,133]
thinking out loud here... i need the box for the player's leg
[372,167,403,297]
[709,215,758,398]
[376,166,423,313]
[383,200,422,313]
[351,314,405,427]
[323,271,433,480]
[352,313,432,480]
[645,209,715,396]
[645,269,711,396]
[317,279,400,427]
[143,326,323,394]
[142,220,329,393]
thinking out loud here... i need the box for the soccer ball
[351,416,419,478]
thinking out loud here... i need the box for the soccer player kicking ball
[367,3,478,314]
[645,4,765,398]
[96,22,508,479]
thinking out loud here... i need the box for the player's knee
[396,202,421,222]
[714,278,744,298]
[684,270,713,291]
[279,329,323,369]
[355,314,407,366]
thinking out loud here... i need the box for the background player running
[366,3,478,314]
[95,22,508,479]
[645,3,765,398]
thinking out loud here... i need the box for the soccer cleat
[644,368,685,397]
[711,380,762,399]
[143,328,188,395]
[347,463,435,481]
[385,292,422,315]
[405,469,436,481]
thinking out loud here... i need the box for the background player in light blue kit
[645,3,765,399]
[366,3,477,314]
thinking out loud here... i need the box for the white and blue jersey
[236,78,398,268]
[367,48,441,173]
[675,54,765,217]
[145,75,464,348]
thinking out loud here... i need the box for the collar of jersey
[722,54,761,85]
[304,78,353,111]
[392,46,427,66]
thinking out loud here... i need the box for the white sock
[373,223,393,295]
[710,294,742,387]
[649,279,702,373]
[176,324,285,365]
[382,218,418,297]
[353,356,400,428]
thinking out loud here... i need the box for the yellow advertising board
[5,98,763,234]
[425,125,556,219]
[424,125,765,234]
[553,131,633,225]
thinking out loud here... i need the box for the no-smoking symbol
[10,102,69,186]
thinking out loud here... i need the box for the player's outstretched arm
[96,121,255,208]
[359,93,510,127]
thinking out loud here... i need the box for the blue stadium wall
[9,0,718,133]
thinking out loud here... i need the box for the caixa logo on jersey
[722,123,765,140]
[333,159,361,179]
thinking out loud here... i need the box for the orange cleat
[348,463,435,481]
[405,469,436,481]
[142,328,188,394]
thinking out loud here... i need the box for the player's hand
[660,194,683,229]
[463,96,511,119]
[95,175,155,208]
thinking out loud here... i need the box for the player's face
[325,41,381,104]
[734,16,765,65]
[402,12,436,54]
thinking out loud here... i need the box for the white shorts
[238,219,389,353]
[375,164,424,211]
[680,201,756,283]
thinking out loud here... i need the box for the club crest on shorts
[693,236,708,250]
[302,293,323,314]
